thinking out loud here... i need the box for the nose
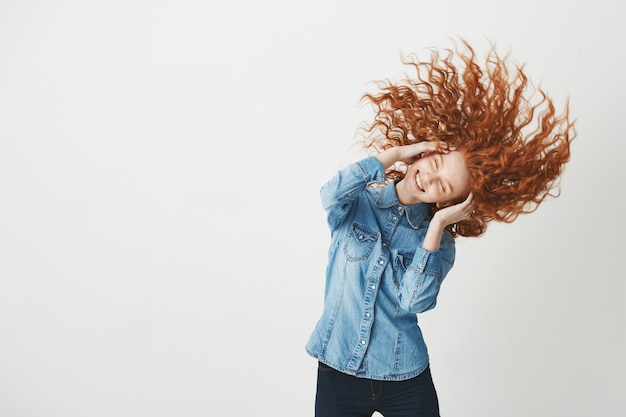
[422,171,436,185]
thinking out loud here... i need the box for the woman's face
[396,151,471,206]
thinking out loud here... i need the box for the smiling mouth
[415,172,425,192]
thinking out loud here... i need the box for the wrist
[431,212,448,229]
[423,216,446,251]
[376,147,402,169]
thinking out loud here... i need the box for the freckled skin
[396,151,471,206]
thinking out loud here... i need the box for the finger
[422,141,438,151]
[433,141,448,153]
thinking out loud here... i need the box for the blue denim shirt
[306,156,456,381]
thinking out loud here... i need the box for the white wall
[1,1,624,416]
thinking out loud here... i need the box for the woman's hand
[376,141,450,169]
[396,141,447,164]
[433,193,474,227]
[422,193,474,251]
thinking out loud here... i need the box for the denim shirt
[306,156,456,381]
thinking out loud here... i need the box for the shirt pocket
[393,252,414,287]
[343,223,379,261]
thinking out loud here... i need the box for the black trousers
[315,362,440,417]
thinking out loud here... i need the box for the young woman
[306,40,575,417]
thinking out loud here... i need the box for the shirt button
[365,312,371,317]
[379,260,384,265]
[382,242,387,247]
[370,285,376,290]
[391,216,397,221]
[397,207,403,213]
[361,340,366,345]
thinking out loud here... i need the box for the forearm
[374,147,402,170]
[422,217,446,251]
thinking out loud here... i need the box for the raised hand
[422,193,474,251]
[433,193,474,227]
[376,141,450,169]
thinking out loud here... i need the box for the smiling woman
[361,39,576,237]
[396,150,471,206]
[306,38,575,417]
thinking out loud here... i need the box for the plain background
[1,1,624,416]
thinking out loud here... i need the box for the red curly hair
[360,40,576,237]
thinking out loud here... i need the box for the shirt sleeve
[398,232,456,313]
[320,156,386,230]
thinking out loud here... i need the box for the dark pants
[315,362,440,417]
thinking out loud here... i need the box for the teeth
[416,172,424,191]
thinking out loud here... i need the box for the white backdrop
[1,1,624,416]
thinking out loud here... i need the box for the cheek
[451,185,470,202]
[451,176,471,199]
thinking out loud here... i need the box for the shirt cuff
[410,246,442,276]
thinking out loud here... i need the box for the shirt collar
[376,180,431,229]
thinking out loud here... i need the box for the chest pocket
[343,223,379,261]
[393,252,413,287]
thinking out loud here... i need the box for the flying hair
[360,39,576,238]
